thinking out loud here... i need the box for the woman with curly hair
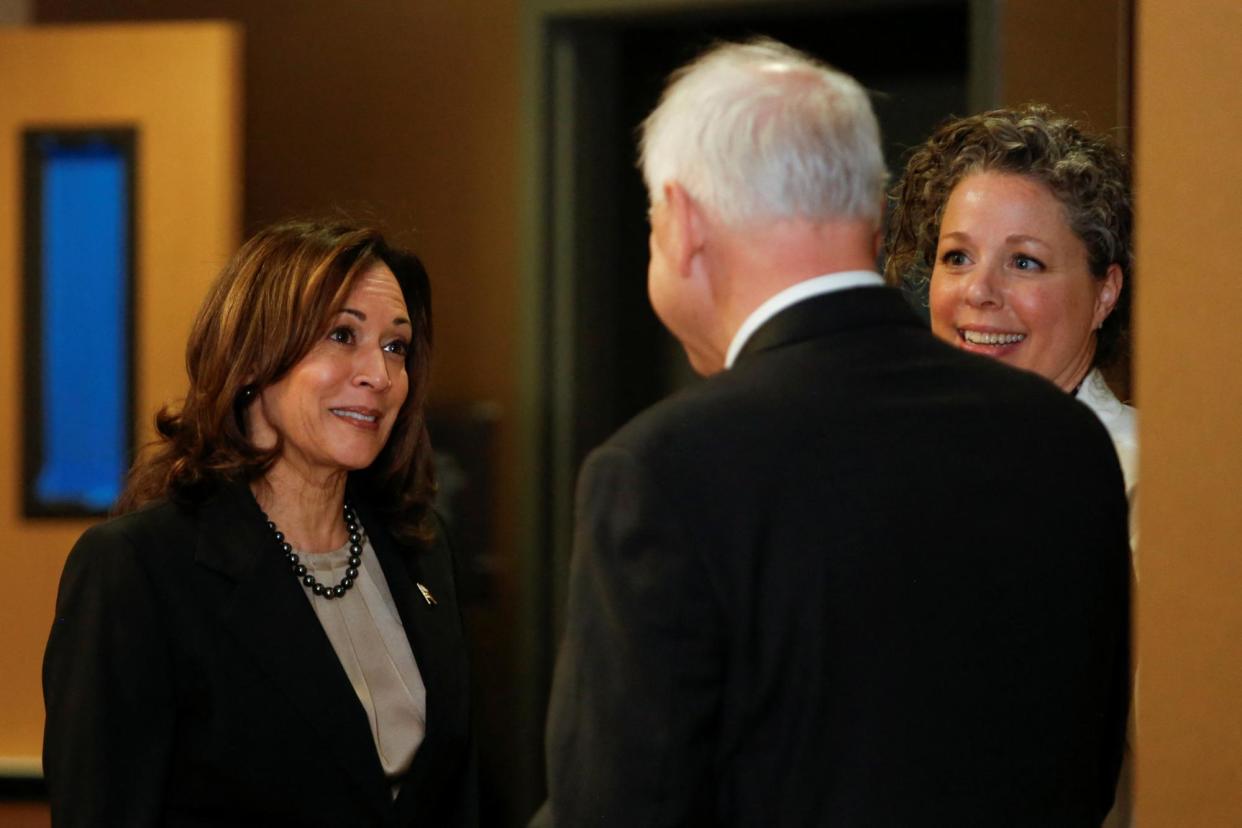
[886,105,1136,826]
[43,220,476,827]
[886,105,1135,520]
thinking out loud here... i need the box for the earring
[240,385,257,402]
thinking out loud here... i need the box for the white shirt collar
[724,270,885,368]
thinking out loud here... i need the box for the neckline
[297,539,354,569]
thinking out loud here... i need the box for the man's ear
[662,182,706,278]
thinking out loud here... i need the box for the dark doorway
[548,5,969,486]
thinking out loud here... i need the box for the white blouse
[298,525,427,795]
[1077,368,1139,555]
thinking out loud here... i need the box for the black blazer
[539,287,1130,827]
[43,481,475,827]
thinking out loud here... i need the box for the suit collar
[725,271,885,367]
[192,481,393,818]
[190,478,269,581]
[734,286,923,367]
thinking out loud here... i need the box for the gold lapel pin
[416,582,437,606]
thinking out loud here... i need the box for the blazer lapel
[194,483,392,820]
[359,506,470,821]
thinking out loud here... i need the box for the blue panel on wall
[23,131,135,515]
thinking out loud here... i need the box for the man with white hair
[535,39,1129,827]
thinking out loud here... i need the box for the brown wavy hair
[884,104,1132,368]
[116,219,436,543]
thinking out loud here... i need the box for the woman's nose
[964,263,1003,308]
[353,347,392,391]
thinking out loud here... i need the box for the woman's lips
[329,407,382,431]
[957,328,1026,356]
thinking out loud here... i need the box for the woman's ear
[243,386,279,450]
[1093,264,1123,330]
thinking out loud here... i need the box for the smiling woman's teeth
[331,409,377,423]
[962,330,1025,345]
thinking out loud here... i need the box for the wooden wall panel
[1134,0,1242,821]
[0,21,241,769]
[1000,0,1129,134]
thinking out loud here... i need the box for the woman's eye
[384,339,410,357]
[940,250,969,267]
[1012,254,1045,272]
[327,326,355,344]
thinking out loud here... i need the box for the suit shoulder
[604,371,755,454]
[66,498,198,576]
[420,508,460,576]
[950,351,1124,476]
[933,340,1109,421]
[80,497,195,544]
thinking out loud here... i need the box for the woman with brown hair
[43,220,476,827]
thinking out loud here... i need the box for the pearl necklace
[263,503,363,600]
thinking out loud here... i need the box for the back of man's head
[640,39,886,229]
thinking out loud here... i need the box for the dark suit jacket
[43,480,475,827]
[539,287,1130,827]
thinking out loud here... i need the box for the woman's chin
[324,429,392,472]
[334,451,383,473]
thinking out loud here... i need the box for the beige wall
[0,22,241,772]
[0,0,29,24]
[1135,0,1242,821]
[1001,0,1129,135]
[35,1,523,421]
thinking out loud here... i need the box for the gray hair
[639,38,887,227]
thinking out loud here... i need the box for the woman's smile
[329,406,382,430]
